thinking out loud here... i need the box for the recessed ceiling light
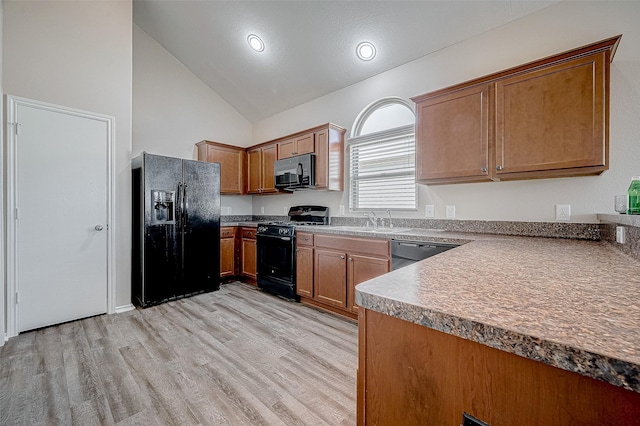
[247,34,265,52]
[356,41,376,61]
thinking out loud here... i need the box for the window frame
[349,97,417,212]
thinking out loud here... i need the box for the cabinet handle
[496,165,503,171]
[348,258,353,262]
[340,255,345,260]
[481,167,487,172]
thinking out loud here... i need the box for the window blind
[349,124,416,211]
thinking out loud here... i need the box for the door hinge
[15,207,19,220]
[16,291,20,304]
[8,122,22,135]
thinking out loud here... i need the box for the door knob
[94,225,104,231]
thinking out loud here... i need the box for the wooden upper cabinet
[415,84,491,183]
[411,35,620,185]
[495,52,607,178]
[268,123,345,191]
[277,132,315,159]
[314,125,345,191]
[314,128,329,189]
[196,141,246,194]
[247,144,277,194]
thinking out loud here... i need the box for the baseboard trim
[115,304,135,314]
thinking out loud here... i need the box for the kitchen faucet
[365,211,378,228]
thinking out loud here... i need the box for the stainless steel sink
[369,227,413,233]
[326,226,413,233]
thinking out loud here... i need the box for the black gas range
[256,206,329,300]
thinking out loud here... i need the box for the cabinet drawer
[297,232,314,246]
[314,234,389,258]
[221,227,236,238]
[242,227,256,239]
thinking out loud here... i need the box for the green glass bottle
[628,176,640,215]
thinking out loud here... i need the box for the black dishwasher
[391,239,458,270]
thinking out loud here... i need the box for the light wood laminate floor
[0,282,358,425]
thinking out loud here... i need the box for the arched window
[349,97,416,211]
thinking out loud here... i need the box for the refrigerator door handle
[177,182,183,230]
[183,183,188,229]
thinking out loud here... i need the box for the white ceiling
[133,1,556,123]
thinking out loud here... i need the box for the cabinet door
[208,146,245,194]
[220,236,235,278]
[277,138,296,159]
[314,129,328,189]
[247,148,262,194]
[295,133,315,155]
[314,248,347,308]
[241,228,256,281]
[347,254,390,314]
[495,52,607,177]
[196,142,246,195]
[296,245,314,298]
[415,84,491,183]
[260,145,277,193]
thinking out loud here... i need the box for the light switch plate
[283,206,288,215]
[339,205,345,215]
[425,205,435,218]
[446,205,456,219]
[260,206,265,214]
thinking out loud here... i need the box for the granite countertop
[354,233,640,393]
[221,221,259,227]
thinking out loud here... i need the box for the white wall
[2,1,133,309]
[133,25,253,215]
[0,0,5,343]
[252,1,640,223]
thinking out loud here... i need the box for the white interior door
[13,99,109,332]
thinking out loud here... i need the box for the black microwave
[274,153,315,190]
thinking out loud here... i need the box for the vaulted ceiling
[133,1,556,123]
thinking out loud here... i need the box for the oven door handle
[257,234,292,242]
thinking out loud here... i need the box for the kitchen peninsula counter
[355,235,640,392]
[343,228,640,424]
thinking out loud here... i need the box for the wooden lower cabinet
[300,234,390,319]
[314,248,348,307]
[295,232,314,298]
[220,227,236,278]
[347,254,390,314]
[358,309,640,425]
[240,227,257,283]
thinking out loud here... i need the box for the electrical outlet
[283,206,288,215]
[425,204,435,218]
[446,205,456,219]
[339,205,345,215]
[260,206,265,214]
[616,226,626,244]
[555,204,571,221]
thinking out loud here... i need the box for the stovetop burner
[256,206,329,236]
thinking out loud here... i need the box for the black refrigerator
[132,152,221,307]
